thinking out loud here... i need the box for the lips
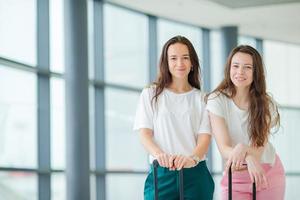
[235,77,246,81]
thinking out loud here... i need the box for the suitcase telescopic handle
[228,165,256,200]
[152,159,184,200]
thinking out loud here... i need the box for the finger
[225,160,232,174]
[169,155,175,168]
[177,156,185,170]
[166,154,171,168]
[238,160,244,169]
[254,173,260,188]
[263,174,268,188]
[179,156,186,170]
[156,156,163,167]
[259,172,265,189]
[248,170,254,183]
[162,154,168,167]
[231,161,237,172]
[173,155,179,168]
[176,156,183,170]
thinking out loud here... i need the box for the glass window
[157,19,202,61]
[106,174,146,200]
[105,88,148,171]
[212,175,222,200]
[104,4,148,87]
[285,176,300,199]
[0,171,37,200]
[50,77,65,169]
[211,139,222,172]
[209,30,223,91]
[238,35,256,47]
[0,0,36,66]
[50,0,65,73]
[270,108,300,172]
[0,66,37,168]
[264,40,300,107]
[51,173,66,200]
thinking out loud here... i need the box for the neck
[168,78,192,93]
[233,87,250,109]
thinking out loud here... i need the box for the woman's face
[167,43,192,80]
[230,52,254,89]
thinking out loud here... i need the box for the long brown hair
[209,45,280,147]
[152,35,201,105]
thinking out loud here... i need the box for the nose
[237,66,244,74]
[176,58,184,66]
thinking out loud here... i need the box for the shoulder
[142,84,156,95]
[194,88,206,103]
[207,91,228,103]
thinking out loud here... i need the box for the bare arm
[139,128,175,168]
[192,134,211,160]
[208,111,233,159]
[139,128,163,157]
[209,111,265,158]
[209,111,268,188]
[173,133,211,170]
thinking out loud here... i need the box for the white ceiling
[107,0,300,45]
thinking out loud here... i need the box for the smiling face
[230,52,254,90]
[167,42,192,81]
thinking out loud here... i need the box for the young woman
[207,45,285,199]
[134,36,214,200]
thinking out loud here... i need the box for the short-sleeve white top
[206,92,276,165]
[133,86,211,163]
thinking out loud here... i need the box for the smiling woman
[207,45,285,200]
[134,35,214,200]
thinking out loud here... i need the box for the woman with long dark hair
[134,36,214,199]
[207,45,285,199]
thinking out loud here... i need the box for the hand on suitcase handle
[154,153,176,169]
[225,143,248,173]
[154,154,195,170]
[245,154,268,190]
[152,159,184,200]
[228,164,257,200]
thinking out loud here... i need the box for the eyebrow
[169,54,190,57]
[232,62,253,66]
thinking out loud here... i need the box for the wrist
[245,153,253,162]
[190,155,201,165]
[153,151,164,158]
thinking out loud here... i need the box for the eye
[183,56,190,60]
[232,64,239,68]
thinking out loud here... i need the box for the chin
[174,74,188,79]
[234,83,251,89]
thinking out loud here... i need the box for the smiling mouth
[235,77,246,81]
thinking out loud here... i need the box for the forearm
[139,129,164,157]
[221,143,264,161]
[246,145,265,160]
[219,145,235,160]
[192,134,211,159]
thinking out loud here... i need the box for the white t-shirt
[133,86,211,163]
[206,92,276,165]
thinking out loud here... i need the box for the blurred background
[0,0,299,199]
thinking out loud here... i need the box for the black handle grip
[228,165,256,200]
[152,159,184,200]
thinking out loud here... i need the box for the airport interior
[0,0,300,199]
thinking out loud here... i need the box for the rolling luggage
[228,165,256,200]
[152,160,184,200]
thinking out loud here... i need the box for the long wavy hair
[152,35,201,105]
[209,45,280,147]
